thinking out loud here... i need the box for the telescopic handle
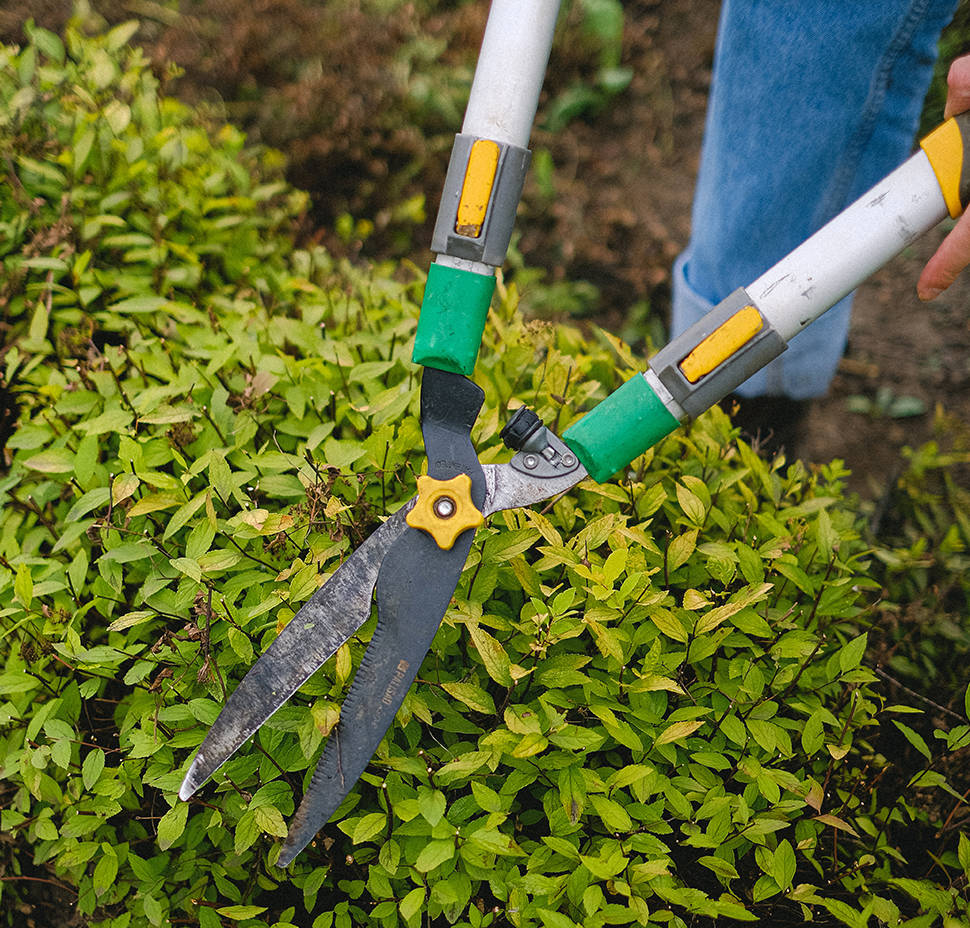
[412,0,563,376]
[564,117,965,482]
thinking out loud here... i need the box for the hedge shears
[179,0,970,865]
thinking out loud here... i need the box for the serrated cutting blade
[178,506,411,802]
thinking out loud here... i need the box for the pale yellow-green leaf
[667,529,698,572]
[111,473,140,505]
[23,448,74,473]
[468,624,513,687]
[655,720,704,746]
[128,492,182,518]
[813,813,859,837]
[649,608,689,644]
[107,611,155,632]
[216,906,269,921]
[441,681,495,714]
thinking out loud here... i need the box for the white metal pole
[750,151,949,343]
[461,0,563,149]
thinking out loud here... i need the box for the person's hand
[918,54,970,301]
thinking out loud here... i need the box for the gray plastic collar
[649,287,787,420]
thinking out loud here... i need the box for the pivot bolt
[433,496,456,519]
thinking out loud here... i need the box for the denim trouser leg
[671,0,959,399]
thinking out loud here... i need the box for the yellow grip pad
[679,304,764,384]
[920,118,965,219]
[456,139,500,237]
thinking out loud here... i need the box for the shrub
[868,414,970,696]
[2,22,970,928]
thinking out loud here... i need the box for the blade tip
[179,759,205,801]
[276,846,299,868]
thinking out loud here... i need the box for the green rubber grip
[563,374,680,483]
[920,112,970,219]
[412,263,496,375]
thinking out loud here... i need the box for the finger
[944,55,970,119]
[917,210,970,300]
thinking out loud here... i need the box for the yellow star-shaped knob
[406,473,485,550]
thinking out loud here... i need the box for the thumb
[944,54,970,120]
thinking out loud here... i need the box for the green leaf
[892,720,931,760]
[534,910,580,928]
[66,487,111,522]
[649,607,689,644]
[0,671,41,695]
[559,765,586,824]
[234,809,260,855]
[772,839,796,890]
[801,709,825,756]
[813,813,859,837]
[216,906,269,921]
[23,448,75,473]
[667,529,698,572]
[323,437,367,469]
[468,826,523,856]
[839,633,867,673]
[440,681,496,714]
[888,878,954,917]
[74,407,133,435]
[157,801,188,850]
[208,453,234,504]
[399,888,425,924]
[590,794,632,833]
[128,492,182,517]
[144,892,164,926]
[698,855,739,881]
[171,557,203,582]
[435,751,489,785]
[107,610,155,632]
[14,563,33,610]
[468,623,513,686]
[93,849,119,897]
[418,787,446,826]
[752,874,781,903]
[415,839,455,873]
[959,832,970,879]
[676,482,707,525]
[227,627,254,663]
[379,838,401,874]
[814,507,839,558]
[352,812,387,845]
[471,780,503,814]
[655,720,703,746]
[82,749,106,790]
[253,804,287,837]
[108,296,175,315]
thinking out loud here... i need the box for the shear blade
[178,505,412,801]
[277,520,474,865]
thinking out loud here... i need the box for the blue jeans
[671,0,959,399]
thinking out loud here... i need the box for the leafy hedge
[2,22,970,928]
